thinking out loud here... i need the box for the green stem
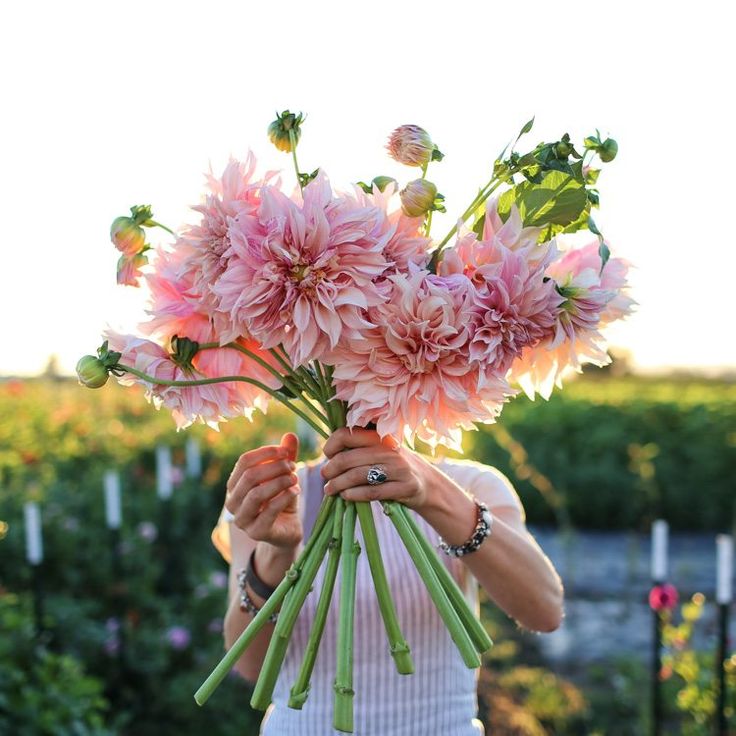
[334,502,360,733]
[118,364,329,439]
[394,504,492,654]
[194,496,336,706]
[289,130,302,192]
[288,498,346,709]
[424,209,433,238]
[147,220,176,236]
[250,517,335,710]
[355,502,414,674]
[381,501,480,669]
[223,343,330,426]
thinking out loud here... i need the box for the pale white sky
[1,1,734,375]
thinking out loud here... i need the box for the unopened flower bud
[267,110,304,153]
[387,125,441,167]
[110,216,146,256]
[599,138,618,162]
[555,140,573,158]
[76,355,109,389]
[116,252,148,287]
[371,176,398,192]
[400,179,437,217]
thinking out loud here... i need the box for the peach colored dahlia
[215,173,391,365]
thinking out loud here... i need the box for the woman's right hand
[225,432,303,550]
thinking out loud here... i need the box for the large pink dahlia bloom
[440,231,561,374]
[509,241,634,399]
[178,153,276,325]
[215,173,391,365]
[330,270,514,450]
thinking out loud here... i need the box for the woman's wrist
[416,468,478,546]
[252,541,297,593]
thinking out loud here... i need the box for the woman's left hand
[321,428,432,510]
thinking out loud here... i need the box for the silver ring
[366,465,388,485]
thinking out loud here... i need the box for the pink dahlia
[138,247,280,419]
[352,181,431,272]
[329,270,514,450]
[116,253,148,287]
[508,241,633,399]
[104,330,230,429]
[215,172,390,365]
[179,153,277,323]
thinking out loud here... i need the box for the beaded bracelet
[237,568,279,623]
[437,499,493,557]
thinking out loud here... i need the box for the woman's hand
[225,432,303,550]
[321,427,436,511]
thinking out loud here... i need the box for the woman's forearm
[417,474,564,633]
[224,542,297,682]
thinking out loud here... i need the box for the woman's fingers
[322,427,399,458]
[324,462,405,495]
[335,482,412,504]
[233,472,299,530]
[226,458,295,515]
[321,447,399,480]
[228,445,289,491]
[248,487,300,541]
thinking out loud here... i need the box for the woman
[211,428,564,735]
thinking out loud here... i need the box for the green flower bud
[267,110,304,153]
[110,216,146,257]
[371,176,398,192]
[76,355,109,389]
[400,179,438,217]
[599,138,618,162]
[555,140,573,158]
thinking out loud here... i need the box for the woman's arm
[222,433,303,683]
[321,428,564,634]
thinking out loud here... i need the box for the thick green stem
[194,565,294,706]
[355,502,414,674]
[118,364,329,439]
[334,502,360,733]
[394,504,492,654]
[250,517,335,710]
[381,502,480,669]
[194,496,335,706]
[288,498,346,709]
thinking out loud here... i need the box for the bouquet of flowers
[77,111,632,732]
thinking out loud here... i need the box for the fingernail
[324,482,332,494]
[288,461,296,470]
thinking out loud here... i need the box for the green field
[1,373,734,734]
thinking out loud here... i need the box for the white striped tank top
[212,457,525,736]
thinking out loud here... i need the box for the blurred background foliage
[0,370,734,734]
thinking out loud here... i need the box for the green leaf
[472,214,486,238]
[516,116,535,142]
[498,170,587,228]
[598,239,610,272]
[588,215,602,237]
[585,168,601,186]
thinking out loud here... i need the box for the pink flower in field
[508,241,633,399]
[166,625,191,650]
[116,252,148,287]
[352,181,431,272]
[216,172,390,365]
[330,270,514,450]
[179,153,277,321]
[649,583,678,612]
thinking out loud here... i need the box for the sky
[1,1,734,376]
